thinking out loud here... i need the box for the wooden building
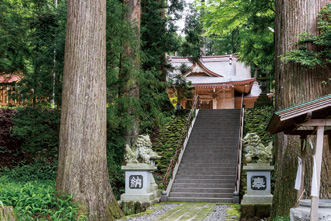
[167,55,272,109]
[0,74,22,106]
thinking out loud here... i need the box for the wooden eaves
[266,94,331,221]
[266,94,331,136]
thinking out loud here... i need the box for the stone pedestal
[290,199,331,221]
[120,164,161,211]
[242,164,274,205]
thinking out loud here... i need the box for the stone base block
[241,204,271,219]
[120,192,154,202]
[290,207,331,221]
[241,194,273,205]
[154,189,161,198]
[119,201,151,216]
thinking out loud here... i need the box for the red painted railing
[162,95,200,190]
[234,94,244,194]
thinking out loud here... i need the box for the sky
[175,0,194,35]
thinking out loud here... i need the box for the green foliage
[12,107,60,159]
[202,0,275,75]
[281,6,330,70]
[179,4,203,60]
[0,0,31,73]
[1,0,67,107]
[1,161,57,182]
[244,107,274,146]
[0,175,86,221]
[167,74,194,105]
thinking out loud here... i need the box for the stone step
[187,140,238,143]
[179,163,237,168]
[184,147,237,150]
[169,192,233,198]
[168,109,240,202]
[186,144,238,148]
[177,170,235,176]
[175,175,236,180]
[184,149,237,153]
[189,131,239,135]
[172,182,234,189]
[171,188,234,194]
[180,159,236,164]
[187,138,238,142]
[185,145,237,149]
[177,166,236,172]
[183,152,237,158]
[174,178,235,184]
[167,197,233,203]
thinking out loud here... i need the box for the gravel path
[122,204,178,221]
[203,204,229,221]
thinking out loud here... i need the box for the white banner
[309,137,314,149]
[295,157,302,190]
[311,155,318,197]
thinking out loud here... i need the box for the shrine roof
[168,55,251,79]
[266,94,331,135]
[187,76,254,85]
[0,74,23,84]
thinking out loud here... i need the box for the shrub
[0,108,23,167]
[0,177,86,221]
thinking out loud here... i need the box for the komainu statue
[243,133,273,164]
[124,135,161,164]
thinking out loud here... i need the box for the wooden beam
[300,119,331,127]
[310,126,324,221]
[284,130,331,136]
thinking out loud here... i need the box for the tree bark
[55,0,123,220]
[271,0,329,218]
[124,0,140,148]
[0,207,17,221]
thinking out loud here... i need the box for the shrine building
[167,55,271,109]
[0,74,22,106]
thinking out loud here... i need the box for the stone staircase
[168,109,241,203]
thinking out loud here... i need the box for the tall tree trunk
[271,0,329,218]
[124,0,140,148]
[55,0,123,220]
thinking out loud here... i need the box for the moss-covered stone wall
[152,110,190,180]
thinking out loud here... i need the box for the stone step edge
[172,188,234,191]
[167,197,233,200]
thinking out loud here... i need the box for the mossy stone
[121,201,136,215]
[241,204,255,218]
[136,202,150,214]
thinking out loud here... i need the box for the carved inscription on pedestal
[251,176,267,190]
[129,175,143,189]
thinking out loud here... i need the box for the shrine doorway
[200,100,213,109]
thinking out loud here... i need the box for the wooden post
[310,126,324,221]
[298,136,306,200]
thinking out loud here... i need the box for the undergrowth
[0,164,86,221]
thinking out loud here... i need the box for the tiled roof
[187,76,254,84]
[0,74,23,84]
[168,55,251,80]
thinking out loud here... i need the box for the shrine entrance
[200,100,213,109]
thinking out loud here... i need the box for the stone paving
[120,203,235,221]
[154,203,216,221]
